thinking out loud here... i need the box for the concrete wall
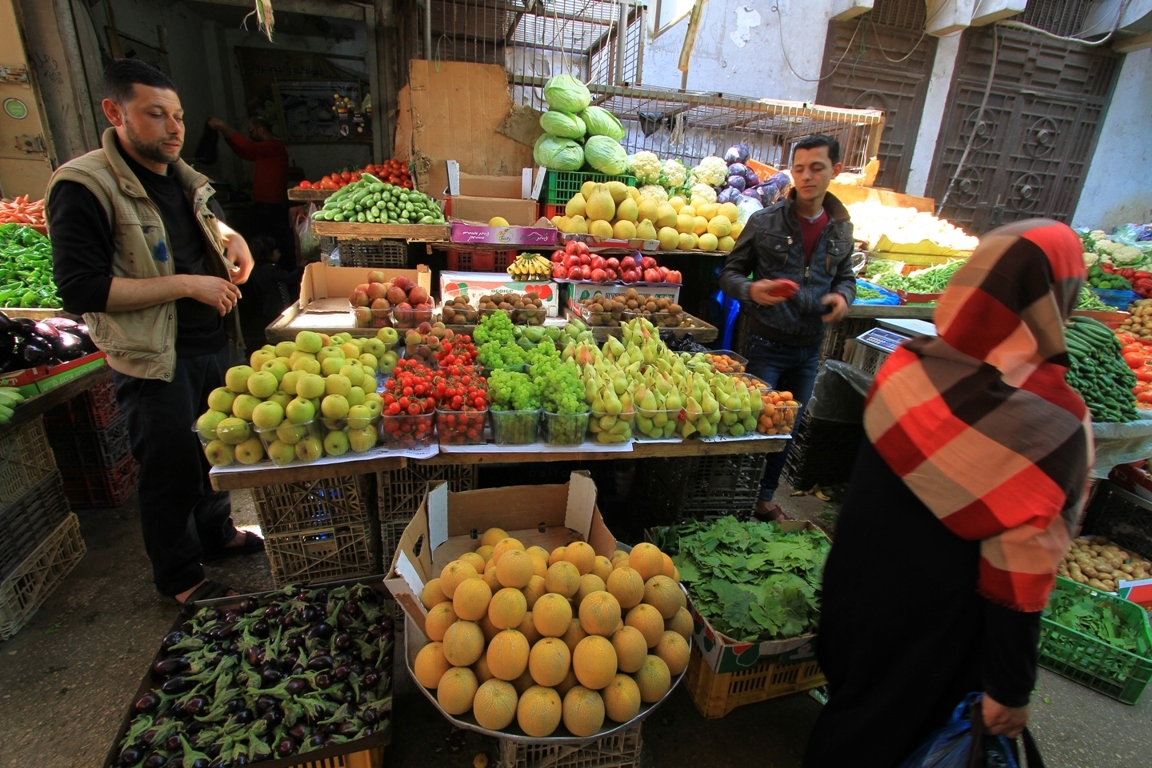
[1072,46,1152,229]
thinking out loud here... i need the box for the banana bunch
[0,387,26,424]
[506,253,552,280]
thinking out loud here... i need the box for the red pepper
[768,279,800,299]
[1135,278,1152,295]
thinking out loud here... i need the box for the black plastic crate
[0,471,71,580]
[60,452,139,509]
[250,475,376,537]
[640,453,768,524]
[376,464,476,521]
[46,413,132,470]
[339,239,408,268]
[782,414,866,492]
[1080,482,1152,560]
[43,377,122,429]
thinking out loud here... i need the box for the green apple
[275,356,292,370]
[249,349,276,370]
[321,357,346,376]
[224,365,254,394]
[296,373,326,400]
[363,339,386,359]
[296,435,324,463]
[262,343,276,353]
[252,400,285,430]
[322,394,350,419]
[266,390,291,410]
[376,327,399,344]
[274,341,297,358]
[347,386,366,407]
[234,437,265,465]
[339,364,364,388]
[285,396,316,425]
[357,353,378,371]
[280,370,303,395]
[204,439,235,466]
[347,425,377,452]
[196,410,229,441]
[207,386,236,413]
[216,417,251,445]
[379,351,399,374]
[276,422,309,445]
[362,365,378,384]
[289,350,316,364]
[261,360,289,383]
[247,370,279,398]
[317,347,345,363]
[292,357,322,375]
[340,342,360,359]
[324,429,350,457]
[325,374,352,397]
[231,394,261,421]
[346,404,373,429]
[295,330,323,354]
[363,399,383,418]
[266,439,297,465]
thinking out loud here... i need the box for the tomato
[351,172,361,182]
[1124,352,1145,369]
[341,171,352,182]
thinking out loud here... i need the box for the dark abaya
[803,440,1040,768]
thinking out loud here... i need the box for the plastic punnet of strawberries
[433,363,488,446]
[381,359,437,447]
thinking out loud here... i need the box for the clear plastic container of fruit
[481,362,527,379]
[403,344,440,368]
[392,301,438,330]
[253,419,325,465]
[435,408,488,446]
[757,391,800,436]
[576,302,622,327]
[621,310,688,329]
[541,410,590,446]
[733,373,771,394]
[633,409,681,440]
[489,409,540,445]
[705,350,748,373]
[381,411,436,449]
[319,414,382,455]
[717,406,759,438]
[441,302,479,325]
[587,410,632,443]
[192,418,263,467]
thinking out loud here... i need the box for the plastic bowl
[489,409,540,445]
[254,419,325,465]
[436,408,488,446]
[192,418,260,467]
[633,408,681,440]
[381,411,436,449]
[588,410,632,444]
[541,411,590,446]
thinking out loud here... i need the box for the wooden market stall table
[208,437,786,491]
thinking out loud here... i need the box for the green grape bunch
[473,310,516,346]
[531,359,589,415]
[488,369,540,411]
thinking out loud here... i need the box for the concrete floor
[0,483,1149,767]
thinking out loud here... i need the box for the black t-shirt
[48,136,226,358]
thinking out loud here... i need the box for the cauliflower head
[1113,244,1143,265]
[693,156,728,187]
[638,184,668,203]
[627,151,662,185]
[689,183,717,205]
[659,159,689,191]
[1082,251,1099,267]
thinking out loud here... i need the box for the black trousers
[114,348,237,596]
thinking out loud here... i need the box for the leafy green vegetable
[1043,579,1150,683]
[664,516,830,643]
[873,259,966,294]
[1076,287,1113,311]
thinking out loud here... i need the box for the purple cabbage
[742,167,761,186]
[726,175,747,192]
[717,187,743,204]
[727,162,751,180]
[724,144,750,165]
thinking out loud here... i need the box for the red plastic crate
[543,204,563,221]
[43,377,122,429]
[60,452,139,509]
[445,249,515,272]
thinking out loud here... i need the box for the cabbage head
[539,110,586,139]
[580,106,625,141]
[534,134,585,171]
[543,75,591,114]
[583,136,628,175]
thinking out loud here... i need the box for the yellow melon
[517,686,563,737]
[718,236,736,252]
[706,216,732,238]
[660,553,676,579]
[602,673,641,723]
[425,601,459,642]
[692,215,709,236]
[532,593,574,637]
[479,613,501,643]
[481,527,509,548]
[607,567,645,609]
[610,626,648,674]
[612,220,637,240]
[579,591,622,637]
[668,195,687,212]
[475,544,495,563]
[675,214,695,234]
[526,544,550,562]
[459,552,486,573]
[421,578,449,609]
[473,652,495,684]
[655,203,678,229]
[414,642,452,688]
[544,561,581,598]
[575,574,607,607]
[572,635,618,691]
[522,575,547,610]
[657,226,680,251]
[518,612,542,646]
[562,617,588,655]
[496,549,534,589]
[635,655,671,703]
[562,686,606,737]
[637,199,659,224]
[512,668,536,695]
[492,537,525,564]
[555,666,579,698]
[719,202,740,223]
[728,220,744,239]
[643,575,685,620]
[548,545,567,566]
[655,630,690,675]
[440,560,479,599]
[453,577,493,622]
[625,604,665,648]
[697,233,719,252]
[697,202,720,220]
[666,606,693,641]
[610,550,631,569]
[590,219,614,239]
[489,587,528,630]
[679,205,696,218]
[678,232,698,251]
[628,543,664,582]
[563,541,596,575]
[436,667,479,715]
[487,629,530,681]
[528,637,571,687]
[585,555,612,582]
[528,551,548,579]
[442,620,485,666]
[481,564,501,593]
[473,679,518,730]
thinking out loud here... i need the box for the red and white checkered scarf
[864,219,1092,612]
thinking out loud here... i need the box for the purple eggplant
[74,325,97,353]
[152,657,189,677]
[183,695,210,717]
[33,321,59,340]
[307,655,333,671]
[120,746,145,766]
[276,737,296,757]
[135,691,162,713]
[161,676,194,695]
[143,754,168,768]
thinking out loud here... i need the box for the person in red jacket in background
[207,114,292,266]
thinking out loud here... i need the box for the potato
[1083,566,1099,578]
[1088,578,1107,589]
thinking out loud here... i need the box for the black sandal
[164,579,236,606]
[204,531,265,563]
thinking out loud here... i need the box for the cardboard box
[450,218,557,246]
[446,197,540,227]
[36,353,106,394]
[0,365,48,398]
[386,473,616,637]
[265,263,431,342]
[441,271,560,317]
[445,164,533,199]
[564,281,681,309]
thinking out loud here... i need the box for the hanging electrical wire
[936,25,999,217]
[996,0,1133,47]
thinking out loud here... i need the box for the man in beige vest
[47,60,259,605]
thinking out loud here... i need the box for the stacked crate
[0,416,85,638]
[44,378,139,508]
[638,454,769,525]
[377,465,477,565]
[250,475,381,587]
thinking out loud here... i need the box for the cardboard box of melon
[386,473,691,742]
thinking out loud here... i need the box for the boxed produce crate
[265,522,381,587]
[440,271,560,317]
[43,375,122,429]
[0,470,71,580]
[542,170,636,206]
[60,451,139,509]
[1077,481,1152,608]
[640,453,769,523]
[339,238,408,269]
[564,282,681,310]
[0,512,85,639]
[377,464,477,521]
[685,646,825,719]
[497,722,642,768]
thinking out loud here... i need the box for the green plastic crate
[542,170,637,205]
[1039,576,1152,704]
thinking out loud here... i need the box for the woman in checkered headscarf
[804,219,1091,768]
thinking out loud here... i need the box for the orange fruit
[532,593,574,637]
[579,591,622,637]
[425,601,459,641]
[606,567,645,609]
[528,637,571,687]
[562,686,606,737]
[628,543,664,582]
[473,679,518,730]
[486,629,530,681]
[452,577,493,622]
[414,642,452,688]
[572,635,618,690]
[625,604,665,648]
[601,673,641,723]
[517,686,562,737]
[563,541,597,575]
[488,587,528,630]
[496,549,534,589]
[436,667,478,715]
[544,561,581,598]
[610,626,648,674]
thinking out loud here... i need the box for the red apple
[621,269,636,283]
[591,268,607,282]
[604,268,618,281]
[565,240,580,255]
[553,265,568,279]
[644,268,660,282]
[409,286,429,305]
[349,289,370,307]
[353,307,373,325]
[551,249,565,264]
[640,256,658,270]
[658,266,670,280]
[666,270,683,284]
[579,253,591,266]
[590,255,606,271]
[580,265,593,280]
[386,286,407,305]
[605,257,620,271]
[564,254,581,270]
[367,270,386,283]
[355,283,371,294]
[393,275,414,292]
[367,282,389,300]
[620,255,637,271]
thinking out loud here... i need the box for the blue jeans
[745,334,821,502]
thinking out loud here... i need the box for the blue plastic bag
[1088,287,1138,310]
[898,693,1019,768]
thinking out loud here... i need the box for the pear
[566,193,587,218]
[581,180,597,200]
[567,215,588,234]
[636,219,658,241]
[605,181,629,204]
[615,197,639,223]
